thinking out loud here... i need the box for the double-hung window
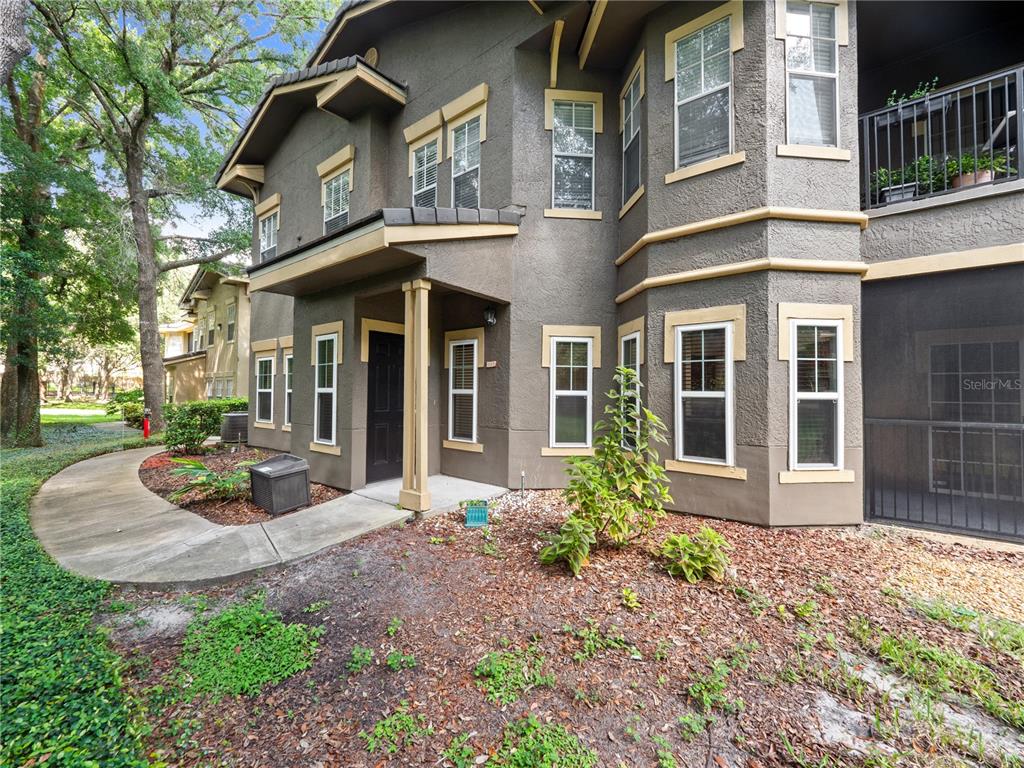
[550,337,593,448]
[621,71,642,204]
[284,353,294,427]
[255,357,274,423]
[206,313,215,347]
[412,139,439,207]
[452,116,481,208]
[314,334,337,445]
[552,101,595,210]
[790,320,842,469]
[675,16,732,168]
[675,323,734,464]
[620,331,641,448]
[448,339,477,443]
[323,170,350,235]
[258,211,278,262]
[226,304,236,343]
[785,1,838,146]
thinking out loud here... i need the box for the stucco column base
[399,488,432,512]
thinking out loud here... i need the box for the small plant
[813,576,837,597]
[481,539,501,558]
[303,600,330,614]
[359,701,433,754]
[385,651,417,671]
[386,616,402,637]
[493,715,597,767]
[793,599,819,623]
[686,642,757,718]
[654,639,672,662]
[168,457,254,502]
[659,526,732,583]
[539,516,596,576]
[620,586,641,611]
[731,585,771,617]
[565,620,634,662]
[347,644,374,673]
[442,733,475,767]
[473,645,555,705]
[885,75,939,106]
[652,734,678,768]
[677,712,709,741]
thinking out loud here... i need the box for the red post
[143,408,151,439]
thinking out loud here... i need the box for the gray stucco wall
[247,291,294,453]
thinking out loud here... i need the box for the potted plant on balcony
[872,155,943,203]
[946,152,1014,189]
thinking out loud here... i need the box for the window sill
[309,441,341,456]
[776,145,851,161]
[544,208,602,220]
[778,469,855,484]
[665,151,745,185]
[282,424,291,432]
[443,439,483,453]
[253,421,275,430]
[618,185,645,219]
[665,459,747,480]
[542,446,595,457]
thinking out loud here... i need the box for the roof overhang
[315,63,406,118]
[216,164,264,197]
[578,0,666,69]
[163,351,206,366]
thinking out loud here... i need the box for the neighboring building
[215,0,1023,540]
[160,268,252,403]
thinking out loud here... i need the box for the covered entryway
[365,330,404,483]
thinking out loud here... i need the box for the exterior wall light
[483,306,497,326]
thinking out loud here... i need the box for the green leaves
[539,516,596,577]
[168,455,251,502]
[473,645,555,706]
[164,398,248,453]
[659,526,733,583]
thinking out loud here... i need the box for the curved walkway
[30,447,415,586]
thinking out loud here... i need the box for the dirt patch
[139,446,344,525]
[110,491,1024,767]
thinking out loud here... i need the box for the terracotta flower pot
[951,169,992,189]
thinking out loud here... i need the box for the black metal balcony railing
[859,65,1022,210]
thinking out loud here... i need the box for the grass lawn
[100,492,1023,767]
[0,425,157,767]
[40,405,120,425]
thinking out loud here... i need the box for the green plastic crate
[464,502,489,527]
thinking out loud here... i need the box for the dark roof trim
[306,0,381,68]
[247,210,385,274]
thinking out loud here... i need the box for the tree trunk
[0,337,42,447]
[125,140,166,431]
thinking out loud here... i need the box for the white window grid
[549,336,593,449]
[674,16,733,169]
[674,322,735,465]
[413,139,439,207]
[323,170,350,232]
[226,303,236,342]
[447,339,478,443]
[452,116,481,208]
[551,100,595,210]
[784,0,839,147]
[255,356,274,423]
[314,333,337,445]
[622,71,643,205]
[789,319,844,470]
[284,353,294,426]
[258,211,278,259]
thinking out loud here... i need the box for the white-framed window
[314,333,337,445]
[552,100,595,210]
[448,339,477,442]
[284,353,294,426]
[225,377,234,398]
[622,70,643,204]
[452,115,481,208]
[258,210,278,261]
[323,169,350,235]
[675,16,732,168]
[205,377,214,398]
[785,1,838,147]
[226,303,236,343]
[675,322,734,465]
[206,313,215,347]
[213,378,224,399]
[549,337,593,448]
[620,331,641,448]
[412,139,439,207]
[255,356,274,423]
[789,320,843,469]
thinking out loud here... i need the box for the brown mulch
[139,446,344,525]
[110,491,1024,767]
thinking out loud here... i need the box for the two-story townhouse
[160,268,253,403]
[215,0,1023,540]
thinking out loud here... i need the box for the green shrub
[347,645,374,673]
[121,402,145,429]
[493,715,597,767]
[540,367,672,575]
[106,389,144,415]
[164,398,248,453]
[176,593,321,698]
[168,457,254,502]
[659,526,732,583]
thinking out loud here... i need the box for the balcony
[859,65,1021,210]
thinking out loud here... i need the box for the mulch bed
[111,491,1024,767]
[139,446,344,525]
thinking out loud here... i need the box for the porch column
[399,279,432,512]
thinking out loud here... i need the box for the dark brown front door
[366,331,404,483]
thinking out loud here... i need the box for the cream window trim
[543,89,604,133]
[443,328,485,367]
[310,321,344,365]
[254,193,281,219]
[309,441,342,456]
[618,184,645,220]
[664,305,746,362]
[252,421,276,430]
[321,164,354,210]
[777,303,853,361]
[443,439,483,453]
[542,446,596,457]
[282,425,292,432]
[665,151,745,184]
[664,0,744,81]
[666,459,747,480]
[779,469,854,484]
[278,335,294,348]
[251,338,279,353]
[774,0,849,45]
[541,325,602,367]
[405,111,444,177]
[776,144,851,161]
[361,318,405,362]
[316,145,355,179]
[544,208,603,220]
[617,317,645,366]
[406,128,443,177]
[443,83,488,158]
[618,51,645,133]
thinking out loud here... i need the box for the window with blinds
[622,72,642,204]
[550,338,592,447]
[552,101,595,210]
[314,334,337,445]
[676,323,734,464]
[255,357,274,423]
[448,339,477,442]
[413,139,438,207]
[259,211,277,261]
[284,353,293,426]
[452,116,481,208]
[791,321,842,468]
[675,16,732,168]
[323,170,350,235]
[785,1,838,147]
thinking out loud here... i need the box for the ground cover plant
[474,643,555,704]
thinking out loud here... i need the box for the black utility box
[249,454,310,515]
[221,412,249,444]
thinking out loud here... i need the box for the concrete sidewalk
[30,447,412,586]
